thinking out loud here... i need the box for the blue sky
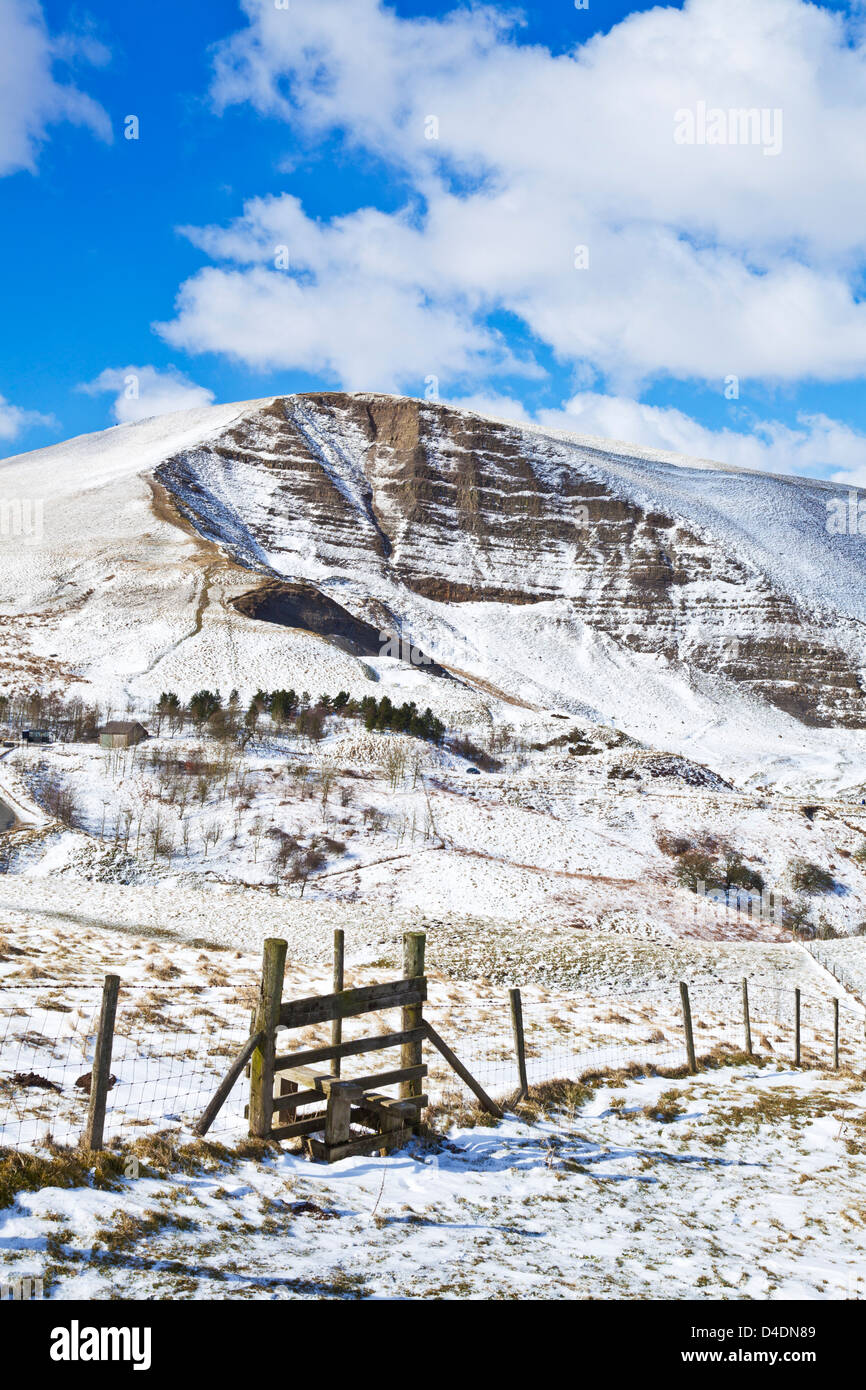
[2,0,866,484]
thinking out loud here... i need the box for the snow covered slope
[2,392,866,789]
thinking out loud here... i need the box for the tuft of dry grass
[0,1130,281,1210]
[644,1089,687,1123]
[0,1144,127,1210]
[710,1086,852,1133]
[91,1207,196,1254]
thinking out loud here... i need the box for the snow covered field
[4,1061,866,1301]
[6,714,866,949]
[3,725,866,1299]
[1,885,864,1305]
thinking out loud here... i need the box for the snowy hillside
[3,392,866,793]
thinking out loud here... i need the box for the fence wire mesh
[0,986,250,1151]
[1,978,864,1152]
[424,982,866,1106]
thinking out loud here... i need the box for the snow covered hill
[3,392,866,791]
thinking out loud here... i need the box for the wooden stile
[249,938,287,1139]
[332,928,344,1078]
[279,977,426,1030]
[401,932,426,1101]
[205,927,508,1163]
[274,1025,425,1073]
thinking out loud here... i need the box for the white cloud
[80,366,215,424]
[0,393,55,441]
[444,392,535,425]
[160,0,866,395]
[158,197,535,389]
[457,389,866,487]
[0,0,111,177]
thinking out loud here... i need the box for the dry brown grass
[0,1144,127,1210]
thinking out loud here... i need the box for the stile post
[509,988,529,1101]
[249,937,287,1138]
[331,929,345,1078]
[742,978,752,1055]
[833,996,840,1071]
[794,987,801,1067]
[680,981,697,1074]
[84,974,120,1151]
[400,932,426,1101]
[323,1083,353,1150]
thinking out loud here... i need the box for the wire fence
[2,977,864,1153]
[0,986,250,1151]
[425,980,866,1107]
[808,941,866,1004]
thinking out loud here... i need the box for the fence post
[84,974,120,1151]
[249,938,287,1139]
[331,929,345,1078]
[833,997,840,1071]
[794,987,801,1067]
[680,981,697,1074]
[509,988,529,1102]
[742,978,752,1055]
[400,932,426,1101]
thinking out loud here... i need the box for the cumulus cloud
[447,388,866,488]
[0,393,55,442]
[537,395,866,483]
[80,366,215,424]
[158,0,866,396]
[158,196,535,389]
[0,0,111,177]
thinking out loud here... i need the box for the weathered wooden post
[400,931,426,1101]
[833,997,840,1071]
[680,981,697,1074]
[794,987,801,1067]
[195,1030,264,1137]
[742,978,752,1055]
[332,928,345,1079]
[84,974,120,1151]
[323,1083,353,1149]
[509,988,529,1102]
[249,937,287,1139]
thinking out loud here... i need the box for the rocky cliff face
[155,392,866,728]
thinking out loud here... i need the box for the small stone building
[98,720,149,749]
